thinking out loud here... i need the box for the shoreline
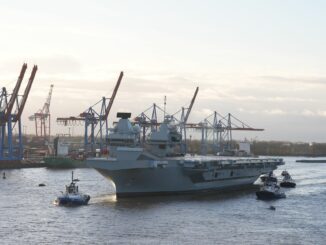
[0,160,45,170]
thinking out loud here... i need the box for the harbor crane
[197,111,264,155]
[0,63,38,161]
[132,86,263,155]
[29,84,54,140]
[179,86,199,154]
[134,86,199,154]
[56,71,123,155]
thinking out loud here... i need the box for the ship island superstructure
[87,112,284,197]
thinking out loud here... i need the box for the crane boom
[184,123,264,131]
[57,71,123,125]
[104,71,123,119]
[13,65,37,121]
[0,88,8,125]
[184,86,199,123]
[42,84,54,115]
[4,63,27,122]
[0,87,7,109]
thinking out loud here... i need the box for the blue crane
[56,71,123,156]
[0,64,37,161]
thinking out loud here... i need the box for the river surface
[0,157,326,244]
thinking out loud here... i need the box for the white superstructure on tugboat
[87,113,284,197]
[280,170,296,188]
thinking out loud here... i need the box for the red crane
[29,84,54,139]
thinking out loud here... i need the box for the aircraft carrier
[87,113,284,197]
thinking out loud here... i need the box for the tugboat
[280,170,296,188]
[55,171,90,206]
[256,172,286,200]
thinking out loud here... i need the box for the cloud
[264,96,315,103]
[0,55,82,86]
[302,109,315,116]
[263,109,287,115]
[33,55,82,75]
[301,110,326,117]
[258,75,326,86]
[317,110,326,117]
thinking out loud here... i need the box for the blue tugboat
[55,171,90,206]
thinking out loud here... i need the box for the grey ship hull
[87,154,283,197]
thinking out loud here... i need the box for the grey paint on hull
[89,158,278,197]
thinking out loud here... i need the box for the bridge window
[159,144,166,149]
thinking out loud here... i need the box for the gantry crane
[197,111,264,155]
[126,84,264,155]
[0,63,38,161]
[133,86,199,154]
[180,87,199,154]
[56,71,123,155]
[29,84,54,141]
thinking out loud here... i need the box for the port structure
[0,63,38,161]
[134,102,167,143]
[133,87,199,154]
[56,71,123,155]
[197,112,264,155]
[173,86,199,154]
[133,86,263,155]
[29,84,54,141]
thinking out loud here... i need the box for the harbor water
[1,157,326,244]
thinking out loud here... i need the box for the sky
[1,0,326,142]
